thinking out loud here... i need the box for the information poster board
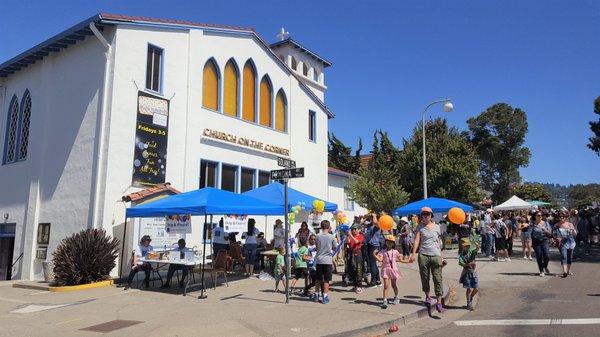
[223,215,248,233]
[136,217,182,250]
[132,91,169,187]
[165,214,192,234]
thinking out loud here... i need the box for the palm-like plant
[52,229,120,286]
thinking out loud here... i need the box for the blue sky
[1,0,598,185]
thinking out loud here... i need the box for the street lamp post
[421,99,453,199]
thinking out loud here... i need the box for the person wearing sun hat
[410,206,446,313]
[458,237,479,310]
[374,234,411,308]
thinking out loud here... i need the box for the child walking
[458,238,479,310]
[290,236,309,294]
[374,235,410,308]
[312,220,337,304]
[274,246,286,293]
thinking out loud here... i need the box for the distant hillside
[534,182,573,207]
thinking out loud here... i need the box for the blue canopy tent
[124,187,284,299]
[393,197,473,216]
[126,187,284,218]
[242,182,338,212]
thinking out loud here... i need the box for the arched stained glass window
[202,59,220,111]
[3,95,19,164]
[259,76,272,127]
[223,60,239,117]
[17,91,31,161]
[275,90,287,132]
[242,60,256,122]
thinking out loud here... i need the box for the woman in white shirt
[242,219,260,276]
[124,235,153,290]
[273,219,285,248]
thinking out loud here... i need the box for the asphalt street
[395,246,600,337]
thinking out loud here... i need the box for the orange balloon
[378,215,395,231]
[448,207,466,224]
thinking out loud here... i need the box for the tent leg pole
[119,217,128,285]
[199,214,208,299]
[284,179,290,304]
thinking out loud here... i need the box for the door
[0,237,15,280]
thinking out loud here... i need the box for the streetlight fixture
[421,99,453,199]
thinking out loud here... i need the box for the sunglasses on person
[421,212,432,216]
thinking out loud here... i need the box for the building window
[291,57,298,71]
[258,171,270,187]
[37,223,51,245]
[202,59,220,111]
[242,60,256,123]
[221,164,237,192]
[344,188,354,211]
[241,168,255,193]
[308,110,316,142]
[17,91,31,161]
[313,69,320,82]
[259,76,272,127]
[3,96,19,164]
[223,59,239,117]
[275,90,287,132]
[303,63,309,77]
[200,160,218,188]
[146,45,162,92]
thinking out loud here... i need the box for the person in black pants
[161,239,191,289]
[531,212,552,276]
[125,235,154,290]
[364,214,383,287]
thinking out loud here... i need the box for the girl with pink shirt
[374,235,411,308]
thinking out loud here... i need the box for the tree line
[330,102,599,213]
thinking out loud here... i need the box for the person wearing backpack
[493,213,510,262]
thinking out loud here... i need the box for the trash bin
[42,261,54,282]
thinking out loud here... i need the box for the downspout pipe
[89,21,112,230]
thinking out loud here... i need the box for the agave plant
[52,229,120,286]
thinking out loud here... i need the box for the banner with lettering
[132,91,169,187]
[165,214,192,234]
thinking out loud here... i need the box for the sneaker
[160,283,170,289]
[381,299,388,309]
[356,287,363,294]
[568,271,574,276]
[312,293,320,302]
[369,283,378,289]
[506,258,511,262]
[392,296,400,305]
[435,303,445,313]
[124,283,131,290]
[488,256,495,260]
[544,267,550,274]
[466,301,474,311]
[561,273,568,278]
[497,258,506,262]
[528,256,533,261]
[539,272,545,277]
[322,296,330,304]
[425,297,433,307]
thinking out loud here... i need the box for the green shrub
[52,229,120,286]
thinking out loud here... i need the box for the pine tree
[327,133,362,174]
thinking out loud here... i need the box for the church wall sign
[202,128,290,157]
[132,91,170,187]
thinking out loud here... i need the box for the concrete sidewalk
[0,241,560,337]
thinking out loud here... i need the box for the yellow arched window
[275,90,286,132]
[202,59,219,110]
[259,76,272,127]
[242,61,256,122]
[223,60,238,117]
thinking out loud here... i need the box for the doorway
[0,223,16,280]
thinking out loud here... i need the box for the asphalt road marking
[55,318,83,326]
[455,318,600,326]
[10,303,71,314]
[0,297,28,304]
[540,299,576,302]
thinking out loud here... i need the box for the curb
[49,280,114,292]
[12,283,51,291]
[324,284,456,337]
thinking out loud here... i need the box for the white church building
[0,13,341,280]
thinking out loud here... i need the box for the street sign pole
[283,178,290,304]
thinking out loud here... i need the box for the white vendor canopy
[493,195,533,211]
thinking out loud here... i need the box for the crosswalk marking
[455,318,600,326]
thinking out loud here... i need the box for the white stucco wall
[0,29,111,279]
[327,173,368,220]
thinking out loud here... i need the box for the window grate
[18,92,31,161]
[4,97,19,164]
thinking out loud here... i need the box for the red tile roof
[359,154,373,168]
[328,167,356,178]
[121,183,181,202]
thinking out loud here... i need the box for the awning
[393,197,474,216]
[126,187,284,218]
[243,182,337,212]
[493,195,533,211]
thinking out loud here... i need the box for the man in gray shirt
[313,220,337,304]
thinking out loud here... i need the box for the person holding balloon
[346,223,365,293]
[410,207,452,313]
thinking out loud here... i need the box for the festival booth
[243,182,338,232]
[529,200,551,208]
[493,195,533,211]
[393,197,474,216]
[125,187,284,297]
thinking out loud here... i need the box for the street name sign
[270,168,304,180]
[277,157,296,168]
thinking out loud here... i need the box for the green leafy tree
[569,183,600,209]
[347,131,408,213]
[328,133,362,174]
[468,103,531,203]
[398,118,483,203]
[512,183,553,203]
[587,97,600,156]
